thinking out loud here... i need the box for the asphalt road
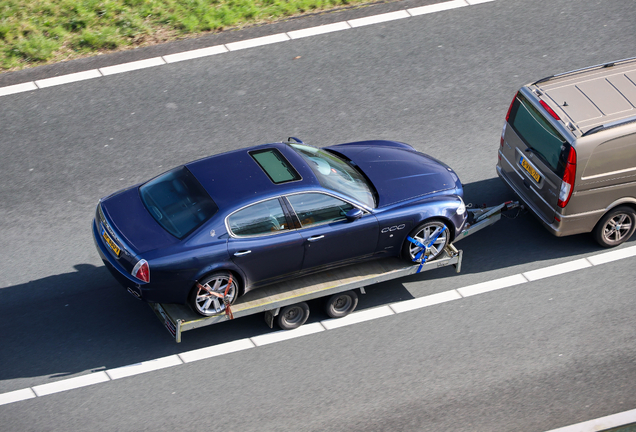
[1,0,635,430]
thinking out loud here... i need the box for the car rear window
[509,93,569,175]
[139,166,218,239]
[250,148,301,184]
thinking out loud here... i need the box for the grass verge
[0,0,379,72]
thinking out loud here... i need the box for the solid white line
[178,338,255,363]
[287,22,352,40]
[99,57,166,76]
[321,305,394,329]
[0,82,38,96]
[348,10,411,28]
[226,33,290,51]
[0,388,36,406]
[587,244,636,266]
[407,0,468,16]
[32,372,110,397]
[251,322,325,346]
[390,290,462,313]
[457,274,529,297]
[522,258,592,282]
[35,70,102,88]
[544,407,636,432]
[163,45,228,63]
[106,355,183,380]
[466,0,494,4]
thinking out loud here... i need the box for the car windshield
[290,143,376,208]
[139,166,218,239]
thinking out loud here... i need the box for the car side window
[228,198,289,237]
[287,193,354,228]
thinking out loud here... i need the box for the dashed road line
[1,244,636,406]
[0,0,489,97]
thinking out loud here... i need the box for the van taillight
[540,100,561,121]
[132,259,150,283]
[505,92,517,122]
[557,148,577,208]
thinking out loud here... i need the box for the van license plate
[520,157,541,183]
[101,226,121,256]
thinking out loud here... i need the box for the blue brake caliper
[407,225,447,273]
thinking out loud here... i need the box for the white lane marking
[226,33,290,51]
[544,407,636,432]
[35,70,103,88]
[99,57,166,76]
[178,338,255,363]
[587,244,636,266]
[251,322,325,346]
[163,45,228,63]
[321,305,394,329]
[287,21,352,39]
[390,290,462,313]
[3,244,636,405]
[31,372,110,397]
[0,82,38,96]
[348,10,411,27]
[106,355,183,380]
[0,0,497,96]
[0,388,36,406]
[522,258,592,282]
[457,274,529,297]
[408,0,468,16]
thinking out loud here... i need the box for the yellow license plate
[520,157,541,183]
[101,226,121,256]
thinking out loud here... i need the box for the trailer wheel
[325,290,358,318]
[277,302,310,330]
[593,206,636,247]
[402,219,449,263]
[189,271,239,317]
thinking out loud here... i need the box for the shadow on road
[0,177,630,386]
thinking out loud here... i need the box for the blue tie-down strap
[407,225,447,273]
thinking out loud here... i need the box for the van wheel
[593,206,636,248]
[402,220,449,263]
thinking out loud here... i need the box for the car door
[227,197,304,286]
[285,192,379,271]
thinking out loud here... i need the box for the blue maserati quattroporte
[93,138,466,316]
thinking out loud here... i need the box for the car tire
[189,271,239,317]
[277,302,310,330]
[402,219,450,263]
[324,290,358,318]
[593,206,636,248]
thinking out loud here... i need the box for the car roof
[532,57,636,134]
[185,142,321,210]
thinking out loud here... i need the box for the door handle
[234,250,252,256]
[307,235,324,242]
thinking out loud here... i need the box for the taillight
[505,92,517,122]
[540,100,561,121]
[132,259,150,283]
[500,122,507,149]
[557,147,577,208]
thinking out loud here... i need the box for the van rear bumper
[496,165,598,237]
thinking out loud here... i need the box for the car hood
[100,187,179,254]
[326,144,461,207]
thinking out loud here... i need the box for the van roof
[531,57,636,135]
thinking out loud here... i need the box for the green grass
[0,0,374,71]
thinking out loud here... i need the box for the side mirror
[345,208,363,222]
[287,137,304,144]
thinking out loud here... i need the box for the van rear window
[139,166,218,239]
[509,93,569,175]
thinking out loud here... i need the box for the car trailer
[150,201,520,342]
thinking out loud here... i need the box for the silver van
[497,57,636,247]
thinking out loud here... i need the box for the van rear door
[499,91,571,224]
